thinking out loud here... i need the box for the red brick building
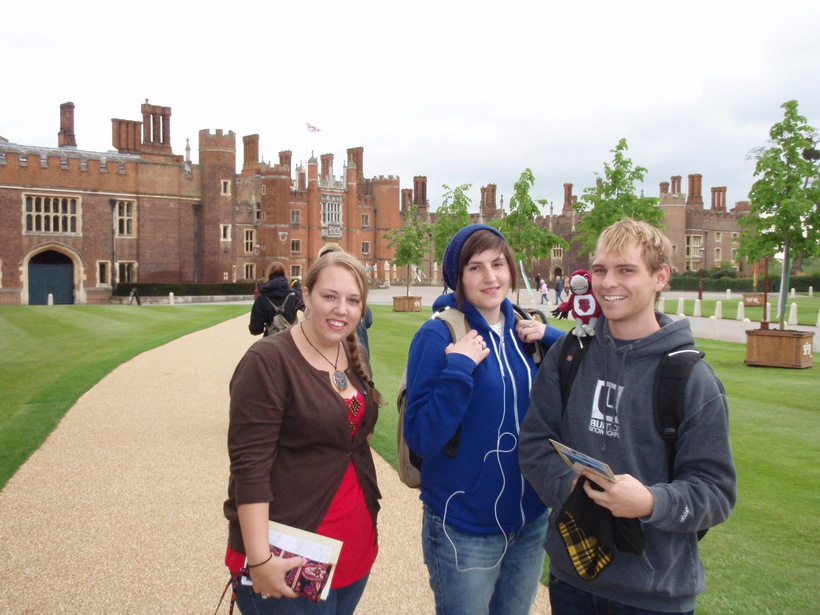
[530,175,751,282]
[403,174,751,286]
[0,101,402,304]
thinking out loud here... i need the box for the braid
[346,333,386,407]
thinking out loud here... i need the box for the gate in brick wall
[28,250,74,305]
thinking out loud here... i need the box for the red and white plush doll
[551,269,601,337]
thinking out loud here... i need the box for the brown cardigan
[224,330,381,554]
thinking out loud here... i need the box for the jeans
[422,505,548,615]
[234,574,368,615]
[548,575,695,615]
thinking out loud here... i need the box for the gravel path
[0,315,550,614]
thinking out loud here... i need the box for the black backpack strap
[653,345,707,540]
[558,333,589,416]
[652,346,705,482]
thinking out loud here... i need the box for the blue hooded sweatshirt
[404,292,564,535]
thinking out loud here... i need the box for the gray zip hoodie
[520,312,736,612]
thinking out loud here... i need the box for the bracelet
[247,553,273,568]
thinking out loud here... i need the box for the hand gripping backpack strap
[512,304,546,365]
[436,305,542,453]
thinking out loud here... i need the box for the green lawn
[0,302,817,613]
[0,304,248,488]
[660,294,820,326]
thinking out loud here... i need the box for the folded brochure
[549,438,618,483]
[242,521,343,602]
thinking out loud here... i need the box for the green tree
[740,100,820,329]
[384,203,432,296]
[492,168,566,300]
[432,184,473,264]
[573,138,663,256]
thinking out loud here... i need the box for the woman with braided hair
[224,251,385,615]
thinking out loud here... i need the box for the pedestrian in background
[554,274,564,305]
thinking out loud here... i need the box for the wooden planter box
[392,296,422,312]
[745,329,814,369]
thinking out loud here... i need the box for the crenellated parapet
[199,128,236,152]
[0,142,140,177]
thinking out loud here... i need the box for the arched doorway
[28,250,74,304]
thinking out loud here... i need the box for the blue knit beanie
[442,224,505,291]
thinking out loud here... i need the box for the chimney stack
[686,174,704,208]
[242,134,259,170]
[58,102,77,148]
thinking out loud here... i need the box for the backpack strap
[558,333,589,415]
[652,346,704,482]
[433,308,470,457]
[653,345,707,539]
[265,292,293,314]
[435,307,470,343]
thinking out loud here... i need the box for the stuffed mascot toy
[551,269,601,337]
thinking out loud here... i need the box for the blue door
[28,251,74,304]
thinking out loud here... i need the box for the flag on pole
[306,122,321,132]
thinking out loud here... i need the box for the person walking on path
[403,224,564,615]
[540,279,549,304]
[248,262,304,336]
[553,274,564,305]
[224,251,386,614]
[520,219,736,614]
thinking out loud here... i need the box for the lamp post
[697,246,705,301]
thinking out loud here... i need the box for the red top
[226,390,377,589]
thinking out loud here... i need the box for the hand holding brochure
[549,439,618,483]
[241,521,342,602]
[269,521,342,602]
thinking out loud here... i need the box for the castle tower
[660,176,688,272]
[199,129,237,282]
[480,184,498,222]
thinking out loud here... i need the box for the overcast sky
[3,0,818,214]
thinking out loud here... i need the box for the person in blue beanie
[404,224,565,615]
